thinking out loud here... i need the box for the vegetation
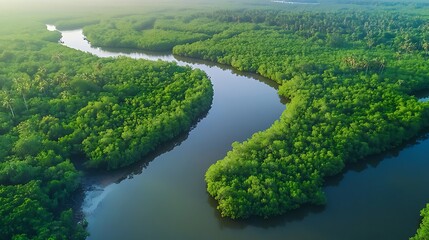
[2,0,429,238]
[179,10,429,221]
[0,14,212,239]
[82,9,429,223]
[83,18,210,51]
[412,204,429,240]
[81,16,252,51]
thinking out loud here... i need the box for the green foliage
[172,10,429,219]
[411,204,429,240]
[0,181,86,240]
[71,5,429,223]
[54,18,100,30]
[88,9,429,219]
[71,59,212,169]
[3,1,429,237]
[0,13,213,239]
[83,17,213,51]
[81,14,261,52]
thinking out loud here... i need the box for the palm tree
[59,90,71,99]
[0,90,15,118]
[54,73,69,88]
[422,40,429,57]
[377,58,386,74]
[35,66,48,94]
[51,53,63,62]
[13,74,31,110]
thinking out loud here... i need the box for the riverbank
[60,26,429,240]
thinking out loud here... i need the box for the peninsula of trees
[1,1,429,239]
[82,7,429,238]
[0,19,212,239]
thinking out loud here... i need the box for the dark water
[415,90,429,103]
[52,26,429,240]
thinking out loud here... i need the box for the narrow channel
[54,26,429,240]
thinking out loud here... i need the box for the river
[52,26,429,240]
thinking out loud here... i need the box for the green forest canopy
[78,6,429,238]
[1,0,429,239]
[0,13,212,239]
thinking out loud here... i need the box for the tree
[0,90,15,118]
[13,74,32,111]
[34,67,48,94]
[422,40,429,57]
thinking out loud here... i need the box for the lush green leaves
[122,10,429,219]
[0,16,213,238]
[72,59,212,169]
[411,204,429,240]
[0,181,86,240]
[83,17,212,51]
[80,8,429,225]
[174,10,429,219]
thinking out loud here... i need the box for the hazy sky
[0,0,250,18]
[0,0,231,10]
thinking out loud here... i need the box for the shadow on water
[173,55,290,105]
[325,131,429,188]
[82,130,189,186]
[208,195,325,230]
[173,55,281,89]
[413,88,429,102]
[82,108,210,187]
[206,131,429,231]
[70,44,285,187]
[70,109,210,221]
[62,29,286,227]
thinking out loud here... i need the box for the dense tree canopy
[171,10,429,220]
[411,204,429,240]
[0,18,212,239]
[3,2,429,239]
[80,8,429,233]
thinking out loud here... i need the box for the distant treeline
[337,0,429,8]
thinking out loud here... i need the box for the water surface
[54,26,429,240]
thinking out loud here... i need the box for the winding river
[52,26,429,240]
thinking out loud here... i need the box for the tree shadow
[89,44,288,106]
[70,109,210,221]
[412,89,429,99]
[174,55,280,88]
[207,195,325,230]
[80,109,210,187]
[207,131,429,230]
[325,131,429,188]
[412,88,429,102]
[173,55,290,105]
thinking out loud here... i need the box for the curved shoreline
[55,25,428,240]
[56,26,286,239]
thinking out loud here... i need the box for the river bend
[52,26,429,240]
